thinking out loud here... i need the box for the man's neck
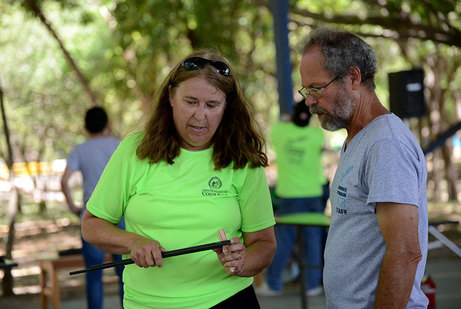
[89,132,107,139]
[345,91,390,146]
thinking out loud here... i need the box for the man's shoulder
[366,114,421,150]
[359,114,406,143]
[105,136,121,143]
[79,136,118,148]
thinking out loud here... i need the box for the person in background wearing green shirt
[257,100,326,297]
[81,50,276,309]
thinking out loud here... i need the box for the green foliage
[1,0,460,166]
[1,3,80,160]
[107,0,275,109]
[0,0,278,164]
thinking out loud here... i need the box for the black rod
[69,240,231,275]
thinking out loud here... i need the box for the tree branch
[290,6,461,47]
[24,0,99,106]
[250,0,461,47]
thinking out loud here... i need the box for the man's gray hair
[298,27,377,90]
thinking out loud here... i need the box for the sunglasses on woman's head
[182,57,231,77]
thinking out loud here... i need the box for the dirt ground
[0,218,121,308]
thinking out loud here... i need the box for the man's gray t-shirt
[324,114,428,308]
[66,136,120,203]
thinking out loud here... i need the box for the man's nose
[303,95,317,107]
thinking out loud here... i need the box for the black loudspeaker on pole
[388,68,426,118]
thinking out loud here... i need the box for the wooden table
[275,213,330,309]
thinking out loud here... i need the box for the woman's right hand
[130,236,165,268]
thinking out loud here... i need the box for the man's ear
[103,123,110,134]
[348,66,362,90]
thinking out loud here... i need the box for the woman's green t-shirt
[86,133,275,308]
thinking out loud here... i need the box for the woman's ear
[168,85,174,107]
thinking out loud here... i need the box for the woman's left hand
[214,237,246,275]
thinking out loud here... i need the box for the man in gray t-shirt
[297,28,428,308]
[61,107,123,309]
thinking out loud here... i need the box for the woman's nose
[193,105,206,120]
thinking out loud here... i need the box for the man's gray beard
[310,91,354,132]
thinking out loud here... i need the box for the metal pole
[270,0,294,118]
[428,226,461,258]
[297,226,308,308]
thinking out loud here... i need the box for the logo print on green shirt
[202,176,227,196]
[208,176,222,189]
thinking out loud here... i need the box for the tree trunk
[2,186,20,297]
[0,81,20,296]
[18,135,48,213]
[24,0,99,107]
[441,143,458,200]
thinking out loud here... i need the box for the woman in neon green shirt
[81,51,276,308]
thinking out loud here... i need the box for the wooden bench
[39,252,112,309]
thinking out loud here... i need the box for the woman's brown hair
[136,50,268,170]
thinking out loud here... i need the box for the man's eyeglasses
[298,75,339,99]
[182,57,231,77]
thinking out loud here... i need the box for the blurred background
[1,0,460,306]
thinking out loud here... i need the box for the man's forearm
[61,185,76,209]
[61,169,80,214]
[374,251,421,308]
[62,187,74,209]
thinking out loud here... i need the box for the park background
[1,0,461,307]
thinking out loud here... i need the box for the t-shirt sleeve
[238,166,276,232]
[66,147,80,171]
[86,134,143,224]
[364,139,421,209]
